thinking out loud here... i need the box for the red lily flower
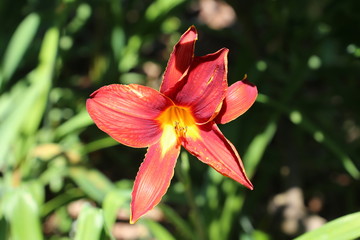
[86,26,258,223]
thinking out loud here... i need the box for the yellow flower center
[157,106,200,154]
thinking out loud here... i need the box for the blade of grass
[118,35,142,72]
[23,27,59,135]
[145,0,185,22]
[74,204,104,240]
[294,211,360,240]
[0,27,59,168]
[41,188,85,217]
[211,118,278,240]
[257,93,360,179]
[244,118,278,179]
[54,110,93,140]
[3,188,43,240]
[102,190,130,239]
[0,13,40,88]
[69,167,115,203]
[159,204,194,240]
[0,80,27,120]
[0,217,9,240]
[111,27,126,61]
[141,219,176,240]
[175,151,206,240]
[0,80,35,167]
[217,179,246,240]
[83,137,119,153]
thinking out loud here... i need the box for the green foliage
[69,167,115,203]
[2,185,43,240]
[0,13,40,87]
[73,205,104,240]
[0,0,359,239]
[102,190,129,239]
[295,212,360,240]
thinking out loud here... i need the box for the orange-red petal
[160,26,197,95]
[169,48,229,124]
[215,77,258,124]
[130,141,180,223]
[86,84,174,148]
[183,123,253,189]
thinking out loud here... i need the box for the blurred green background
[1,0,360,239]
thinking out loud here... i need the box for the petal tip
[242,174,254,190]
[129,214,138,224]
[89,89,99,98]
[187,25,198,38]
[242,75,257,90]
[246,181,254,190]
[130,202,145,224]
[182,25,198,43]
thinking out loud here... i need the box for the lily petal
[215,77,258,124]
[86,84,174,148]
[130,141,180,223]
[183,123,253,189]
[170,48,229,123]
[160,26,197,95]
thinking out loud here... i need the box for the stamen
[174,121,188,140]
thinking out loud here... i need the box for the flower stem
[175,151,206,240]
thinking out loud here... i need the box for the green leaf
[295,212,360,240]
[69,167,115,203]
[41,188,84,217]
[0,13,40,87]
[243,118,278,179]
[23,27,59,135]
[111,27,126,61]
[102,190,130,239]
[118,35,142,72]
[142,219,176,240]
[159,204,193,240]
[218,179,245,240]
[23,180,45,207]
[3,188,43,240]
[0,217,9,240]
[257,93,360,179]
[54,110,93,139]
[0,80,26,120]
[0,27,59,169]
[74,205,104,240]
[67,3,92,34]
[145,0,185,21]
[0,80,35,167]
[83,136,118,153]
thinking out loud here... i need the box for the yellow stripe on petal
[159,125,178,157]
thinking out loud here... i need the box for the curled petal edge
[215,75,257,124]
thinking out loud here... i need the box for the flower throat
[157,106,200,150]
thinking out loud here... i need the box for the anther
[174,121,187,139]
